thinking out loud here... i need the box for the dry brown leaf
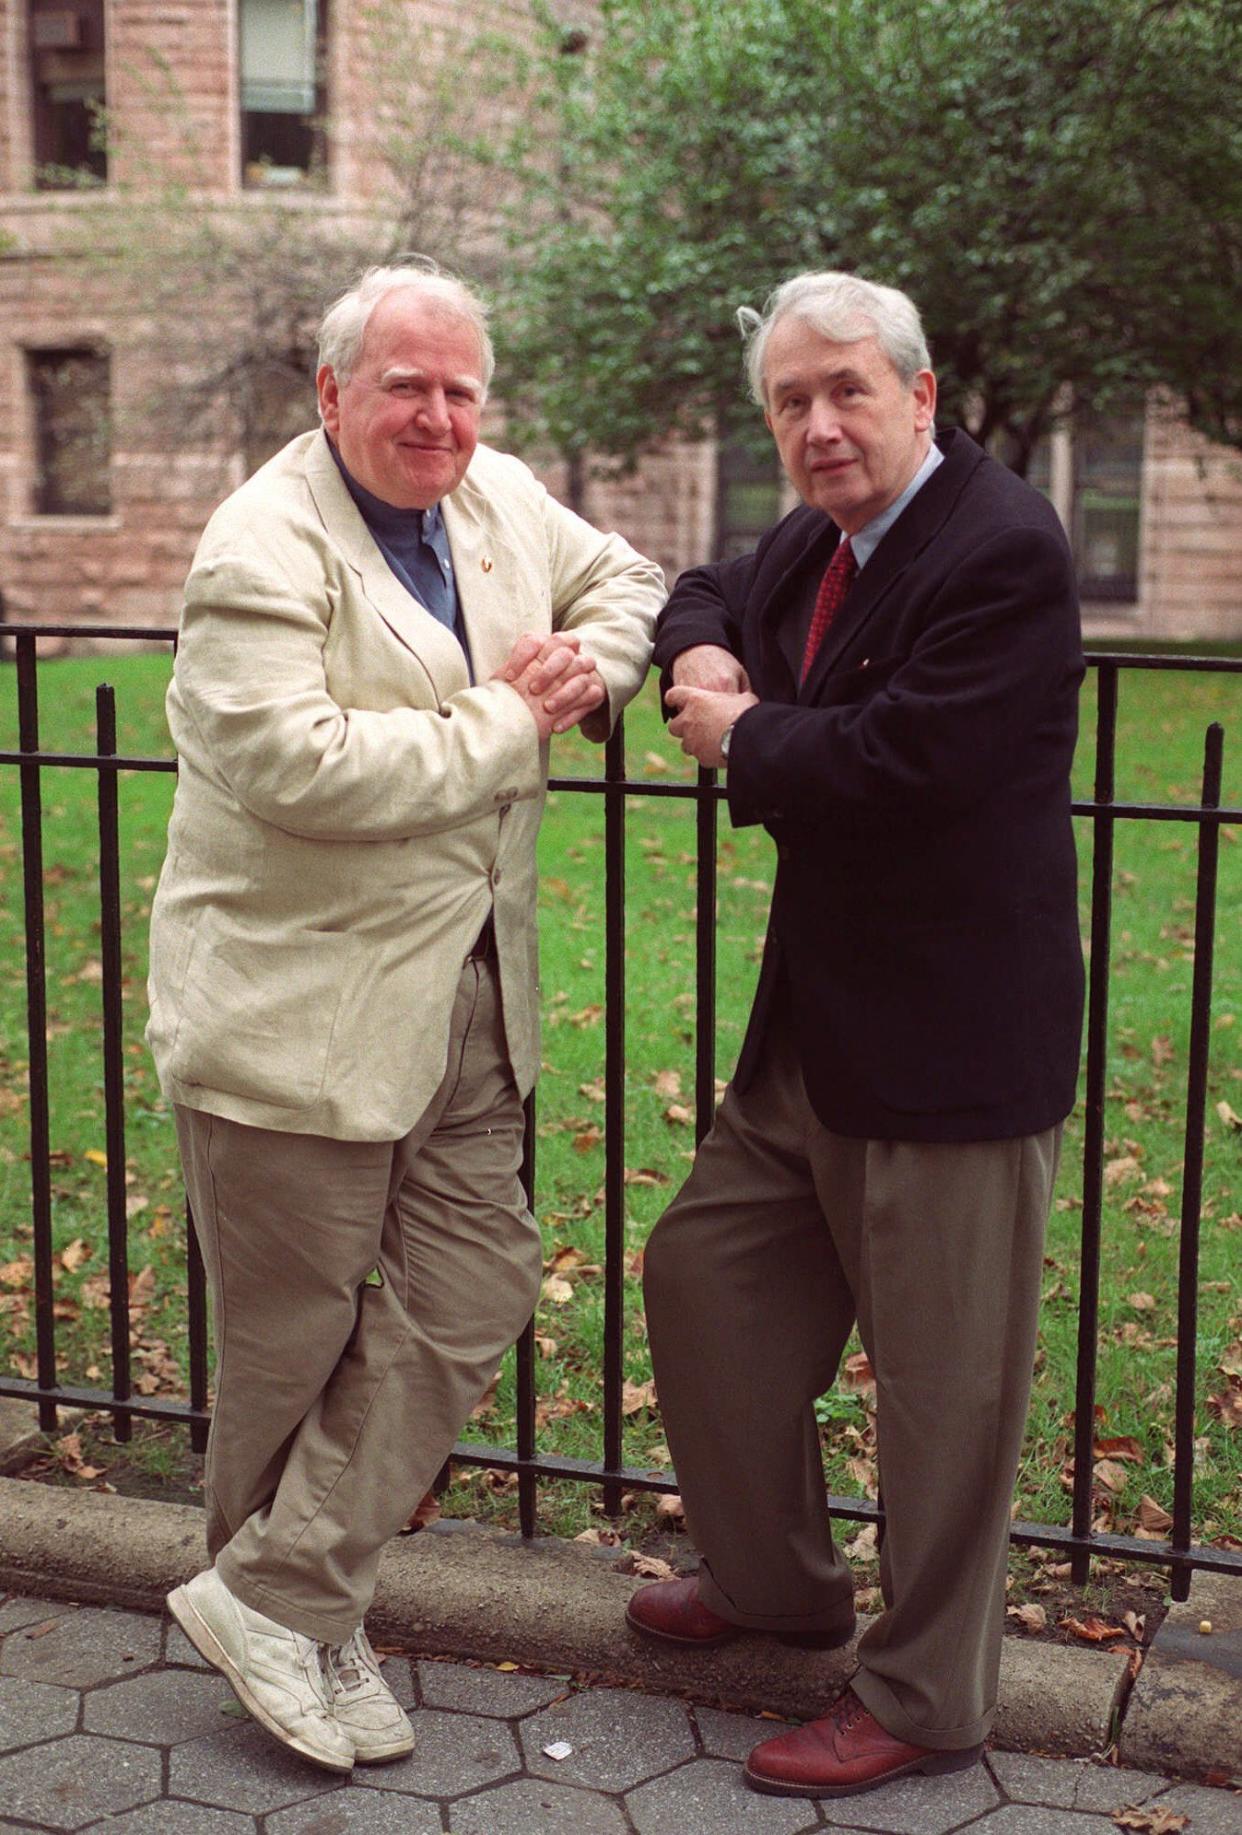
[621,1379,658,1416]
[572,1126,603,1153]
[1216,1100,1242,1131]
[547,1245,588,1274]
[1060,1615,1128,1643]
[404,1489,441,1532]
[1112,1809,1189,1833]
[0,1259,34,1289]
[1136,1494,1174,1536]
[535,1333,557,1359]
[568,1004,604,1029]
[618,1553,676,1580]
[664,1103,693,1126]
[59,1238,90,1272]
[844,1523,878,1559]
[578,1077,606,1104]
[574,1526,622,1546]
[1127,1292,1157,1312]
[1150,1035,1175,1066]
[655,1493,685,1524]
[841,1350,876,1394]
[1206,1381,1242,1429]
[1007,1603,1048,1633]
[1105,1155,1143,1187]
[652,1070,682,1098]
[541,1276,574,1304]
[1094,1435,1145,1463]
[1093,1458,1131,1494]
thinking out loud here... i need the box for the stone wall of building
[0,1,1238,641]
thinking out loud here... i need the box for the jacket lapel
[304,433,469,697]
[440,481,521,684]
[798,431,984,696]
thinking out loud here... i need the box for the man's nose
[414,388,451,432]
[806,398,843,444]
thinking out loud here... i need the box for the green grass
[0,651,1238,1555]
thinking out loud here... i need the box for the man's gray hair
[317,258,495,393]
[739,272,931,406]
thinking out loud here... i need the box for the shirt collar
[327,435,442,538]
[847,440,944,570]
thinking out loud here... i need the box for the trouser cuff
[214,1556,359,1648]
[850,1664,992,1753]
[696,1563,857,1640]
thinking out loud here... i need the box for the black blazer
[653,429,1085,1143]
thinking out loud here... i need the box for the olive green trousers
[644,1011,1059,1750]
[175,956,541,1645]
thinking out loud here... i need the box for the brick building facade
[0,1,1238,641]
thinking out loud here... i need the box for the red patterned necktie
[799,536,857,684]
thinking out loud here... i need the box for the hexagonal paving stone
[417,1658,569,1718]
[0,1595,72,1634]
[627,1757,821,1835]
[352,1708,519,1800]
[1144,1783,1242,1835]
[92,1805,256,1833]
[988,1753,1171,1814]
[520,1687,697,1792]
[695,1704,781,1763]
[966,1810,1120,1834]
[169,1721,345,1814]
[84,1666,238,1745]
[817,1756,999,1831]
[0,1674,80,1752]
[0,1605,161,1687]
[269,1788,442,1831]
[164,1621,213,1670]
[0,1731,162,1830]
[449,1775,630,1834]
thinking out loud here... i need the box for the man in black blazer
[626,272,1084,1801]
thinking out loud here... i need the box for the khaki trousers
[643,1008,1059,1749]
[175,956,542,1645]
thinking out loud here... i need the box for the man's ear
[317,364,341,437]
[912,369,937,430]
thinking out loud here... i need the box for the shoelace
[828,1688,867,1732]
[325,1629,376,1694]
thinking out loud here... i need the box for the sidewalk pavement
[1,1587,1238,1835]
[0,1441,1238,1831]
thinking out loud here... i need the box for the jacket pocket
[167,913,355,1111]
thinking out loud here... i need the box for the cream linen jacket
[146,430,661,1140]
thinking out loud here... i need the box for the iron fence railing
[0,623,1238,1603]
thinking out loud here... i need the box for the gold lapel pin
[481,555,494,573]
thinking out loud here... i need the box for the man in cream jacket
[149,262,660,1772]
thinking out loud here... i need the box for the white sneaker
[168,1568,354,1773]
[325,1625,416,1763]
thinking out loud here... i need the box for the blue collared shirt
[849,440,944,570]
[328,438,472,675]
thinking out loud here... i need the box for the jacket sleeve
[171,538,546,844]
[650,553,758,705]
[541,491,663,741]
[726,522,1082,829]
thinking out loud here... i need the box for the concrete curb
[0,1474,1142,1767]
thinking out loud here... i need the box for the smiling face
[762,318,936,533]
[316,287,485,509]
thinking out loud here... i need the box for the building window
[240,0,327,188]
[29,0,107,187]
[28,347,112,516]
[1028,408,1146,603]
[715,431,782,560]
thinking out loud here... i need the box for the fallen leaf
[621,1379,658,1416]
[1150,1036,1175,1066]
[618,1552,676,1580]
[623,1168,668,1187]
[404,1489,441,1532]
[655,1493,685,1524]
[568,1004,604,1029]
[1216,1100,1242,1131]
[59,1238,90,1273]
[1105,1155,1142,1187]
[84,1148,108,1168]
[1206,1381,1242,1430]
[1136,1494,1174,1536]
[1112,1809,1189,1833]
[572,1126,603,1153]
[1007,1603,1047,1633]
[578,1077,606,1104]
[1060,1615,1127,1643]
[845,1523,878,1559]
[534,1333,557,1359]
[1093,1459,1130,1494]
[574,1526,621,1546]
[1094,1435,1145,1463]
[541,1276,574,1304]
[841,1351,876,1394]
[664,1103,692,1126]
[1127,1292,1157,1312]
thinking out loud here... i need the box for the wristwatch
[719,721,737,763]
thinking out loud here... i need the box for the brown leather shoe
[625,1578,855,1651]
[744,1687,984,1798]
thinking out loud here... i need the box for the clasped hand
[494,632,605,739]
[666,644,759,768]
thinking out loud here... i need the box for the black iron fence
[1,623,1239,1604]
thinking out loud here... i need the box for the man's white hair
[739,271,931,406]
[317,257,495,393]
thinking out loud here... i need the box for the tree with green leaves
[490,0,1242,473]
